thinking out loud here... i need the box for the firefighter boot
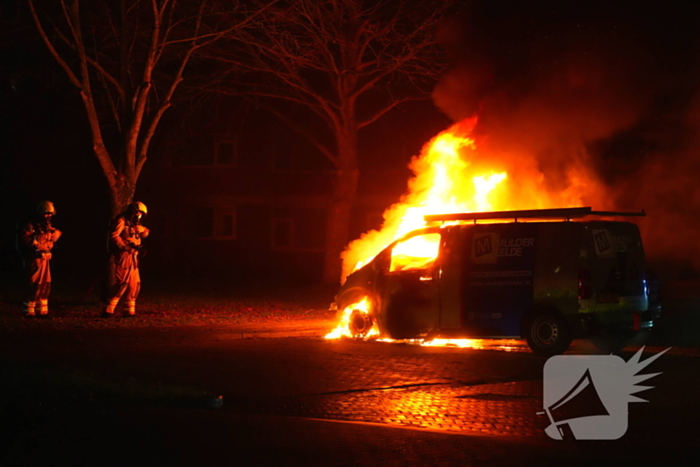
[125,300,136,317]
[22,301,36,318]
[37,299,51,319]
[101,298,119,318]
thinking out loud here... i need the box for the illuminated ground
[1,278,699,464]
[1,325,698,452]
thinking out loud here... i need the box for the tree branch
[253,99,338,166]
[26,0,81,88]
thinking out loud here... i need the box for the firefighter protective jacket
[21,221,62,259]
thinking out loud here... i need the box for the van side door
[375,230,442,339]
[462,224,538,336]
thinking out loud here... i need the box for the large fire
[325,116,604,346]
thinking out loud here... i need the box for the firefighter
[103,201,150,317]
[21,200,62,318]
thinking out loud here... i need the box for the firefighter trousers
[23,257,51,315]
[106,252,141,315]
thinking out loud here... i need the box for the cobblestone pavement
[232,378,545,437]
[204,335,691,441]
[2,285,700,465]
[1,324,697,448]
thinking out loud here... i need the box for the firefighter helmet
[37,200,56,215]
[131,201,148,216]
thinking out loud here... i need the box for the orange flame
[325,297,380,339]
[327,117,605,346]
[341,117,603,281]
[342,118,502,278]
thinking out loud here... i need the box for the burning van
[330,207,659,356]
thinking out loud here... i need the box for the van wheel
[349,309,374,338]
[525,312,572,356]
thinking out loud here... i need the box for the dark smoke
[434,0,700,277]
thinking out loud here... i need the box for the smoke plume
[432,0,700,277]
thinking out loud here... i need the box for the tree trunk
[323,129,359,285]
[107,173,136,220]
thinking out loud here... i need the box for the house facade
[149,131,409,283]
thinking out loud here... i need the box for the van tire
[349,309,374,338]
[524,311,572,356]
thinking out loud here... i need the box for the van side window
[390,233,441,272]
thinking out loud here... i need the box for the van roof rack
[424,207,646,223]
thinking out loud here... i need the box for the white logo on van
[611,235,633,252]
[594,230,633,256]
[593,230,615,257]
[472,233,499,264]
[540,347,669,440]
[498,237,535,257]
[472,234,536,263]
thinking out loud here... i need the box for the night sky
[2,0,700,279]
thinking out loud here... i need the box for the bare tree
[26,0,250,217]
[212,0,453,284]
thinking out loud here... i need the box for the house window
[214,207,236,239]
[180,136,236,166]
[184,205,236,240]
[271,206,325,251]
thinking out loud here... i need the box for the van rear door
[583,221,648,328]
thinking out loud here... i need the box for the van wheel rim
[532,316,559,347]
[349,310,372,337]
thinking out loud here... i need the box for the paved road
[1,322,699,466]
